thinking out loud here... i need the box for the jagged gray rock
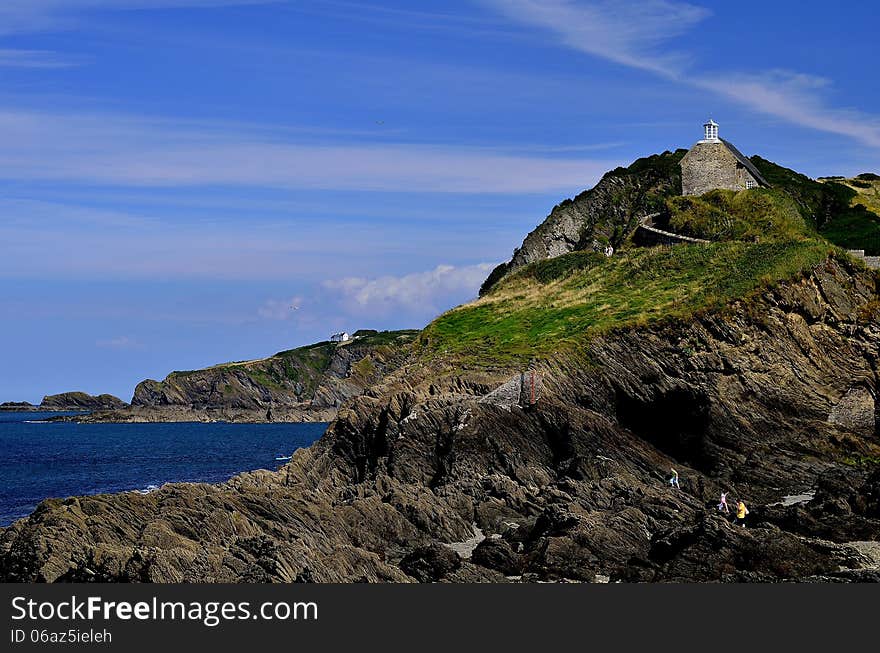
[481,151,685,295]
[39,392,127,411]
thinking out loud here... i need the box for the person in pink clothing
[718,491,730,513]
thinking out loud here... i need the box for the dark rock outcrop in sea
[2,258,880,582]
[0,402,36,411]
[39,392,128,411]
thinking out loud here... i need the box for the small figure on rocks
[604,245,614,257]
[736,500,749,527]
[669,468,680,489]
[718,491,730,514]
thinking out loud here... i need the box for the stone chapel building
[680,119,770,196]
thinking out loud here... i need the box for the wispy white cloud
[258,296,305,321]
[0,196,506,282]
[698,71,880,149]
[323,263,495,316]
[483,0,880,149]
[482,0,708,76]
[0,109,613,192]
[0,1,279,36]
[0,48,77,68]
[96,335,142,350]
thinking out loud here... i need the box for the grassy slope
[480,150,687,296]
[816,174,880,251]
[752,159,880,254]
[421,239,833,366]
[818,174,880,213]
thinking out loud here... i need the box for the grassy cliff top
[423,157,879,368]
[818,173,880,219]
[752,159,880,255]
[421,238,835,366]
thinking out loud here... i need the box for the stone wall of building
[681,142,755,196]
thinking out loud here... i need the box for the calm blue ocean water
[0,412,326,527]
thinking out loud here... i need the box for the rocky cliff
[3,256,879,582]
[0,402,36,411]
[39,392,127,411]
[480,151,686,294]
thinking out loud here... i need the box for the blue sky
[1,0,878,402]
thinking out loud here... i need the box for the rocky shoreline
[3,258,879,582]
[48,405,337,424]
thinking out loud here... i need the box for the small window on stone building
[746,179,756,189]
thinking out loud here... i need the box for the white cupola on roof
[702,118,719,142]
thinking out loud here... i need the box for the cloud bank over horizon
[323,262,495,317]
[0,108,613,193]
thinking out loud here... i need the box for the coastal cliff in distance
[0,393,127,412]
[41,392,127,411]
[4,155,880,583]
[73,329,419,423]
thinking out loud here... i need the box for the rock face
[480,151,685,295]
[39,392,127,411]
[3,259,880,582]
[0,402,35,411]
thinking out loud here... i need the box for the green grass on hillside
[817,205,880,254]
[751,157,880,255]
[818,174,880,214]
[815,174,880,252]
[421,240,833,366]
[667,189,805,242]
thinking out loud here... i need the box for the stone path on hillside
[634,213,710,246]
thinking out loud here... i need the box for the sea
[0,411,326,527]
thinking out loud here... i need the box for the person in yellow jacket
[736,500,749,527]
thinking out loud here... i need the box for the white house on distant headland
[680,119,770,196]
[330,332,351,343]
